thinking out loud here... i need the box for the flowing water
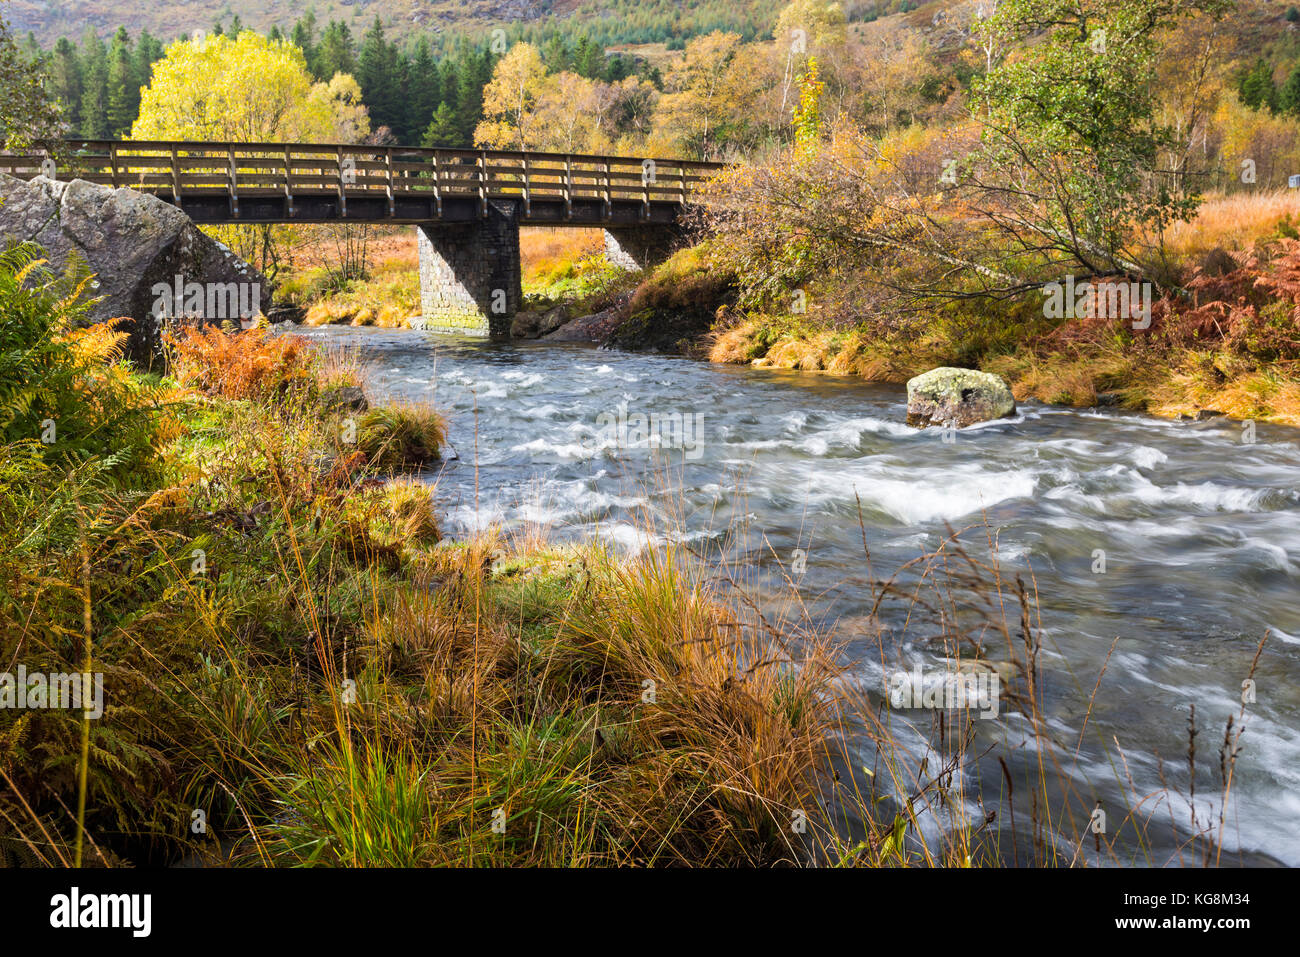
[302,325,1300,866]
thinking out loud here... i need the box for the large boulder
[543,304,626,343]
[0,174,269,366]
[906,367,1016,428]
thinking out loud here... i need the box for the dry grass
[521,227,606,286]
[1161,190,1300,261]
[165,324,318,400]
[356,402,447,467]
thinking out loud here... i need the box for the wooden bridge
[0,140,723,226]
[0,139,722,338]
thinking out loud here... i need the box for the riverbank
[6,240,1291,864]
[0,252,868,867]
[686,191,1300,428]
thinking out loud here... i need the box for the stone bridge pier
[416,199,522,338]
[416,203,686,338]
[603,224,687,271]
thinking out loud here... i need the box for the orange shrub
[165,324,318,400]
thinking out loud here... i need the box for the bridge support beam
[603,224,686,272]
[416,200,521,337]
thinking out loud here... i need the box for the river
[300,325,1300,867]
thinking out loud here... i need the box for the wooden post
[564,155,573,220]
[521,152,531,216]
[432,151,441,217]
[602,159,610,221]
[109,142,119,189]
[385,148,396,218]
[170,147,181,204]
[283,146,295,218]
[643,159,651,221]
[337,147,348,219]
[478,149,488,218]
[229,146,239,218]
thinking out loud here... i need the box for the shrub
[356,403,446,467]
[0,244,165,486]
[165,324,317,400]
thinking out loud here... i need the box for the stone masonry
[603,224,687,272]
[416,200,521,338]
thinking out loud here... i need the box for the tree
[1280,63,1300,116]
[474,43,547,150]
[773,0,847,118]
[0,9,60,150]
[132,33,371,277]
[651,32,744,159]
[792,56,824,153]
[357,18,400,133]
[456,50,492,145]
[968,0,1233,280]
[78,29,109,138]
[106,27,138,137]
[50,38,84,133]
[133,30,164,89]
[605,75,659,147]
[291,11,319,75]
[422,102,459,147]
[405,38,440,143]
[533,71,611,152]
[316,21,356,81]
[1239,58,1278,112]
[132,32,369,142]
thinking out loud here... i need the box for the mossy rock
[906,367,1016,428]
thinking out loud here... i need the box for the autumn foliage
[165,324,317,400]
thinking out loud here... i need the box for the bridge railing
[0,141,725,212]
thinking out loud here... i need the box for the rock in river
[906,367,1016,429]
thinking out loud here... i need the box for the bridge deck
[0,140,723,226]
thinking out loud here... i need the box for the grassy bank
[0,246,856,867]
[693,191,1300,427]
[2,246,1253,868]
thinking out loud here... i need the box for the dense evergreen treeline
[27,9,689,148]
[1237,55,1300,116]
[35,26,164,139]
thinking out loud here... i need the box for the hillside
[3,0,784,46]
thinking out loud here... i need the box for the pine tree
[51,37,84,133]
[1239,59,1278,112]
[106,27,137,137]
[133,29,163,90]
[572,35,604,78]
[357,17,399,132]
[316,21,356,79]
[455,51,489,146]
[406,37,441,143]
[291,11,319,75]
[78,29,109,138]
[422,102,459,147]
[1280,62,1300,116]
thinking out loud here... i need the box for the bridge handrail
[52,139,728,172]
[0,140,727,220]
